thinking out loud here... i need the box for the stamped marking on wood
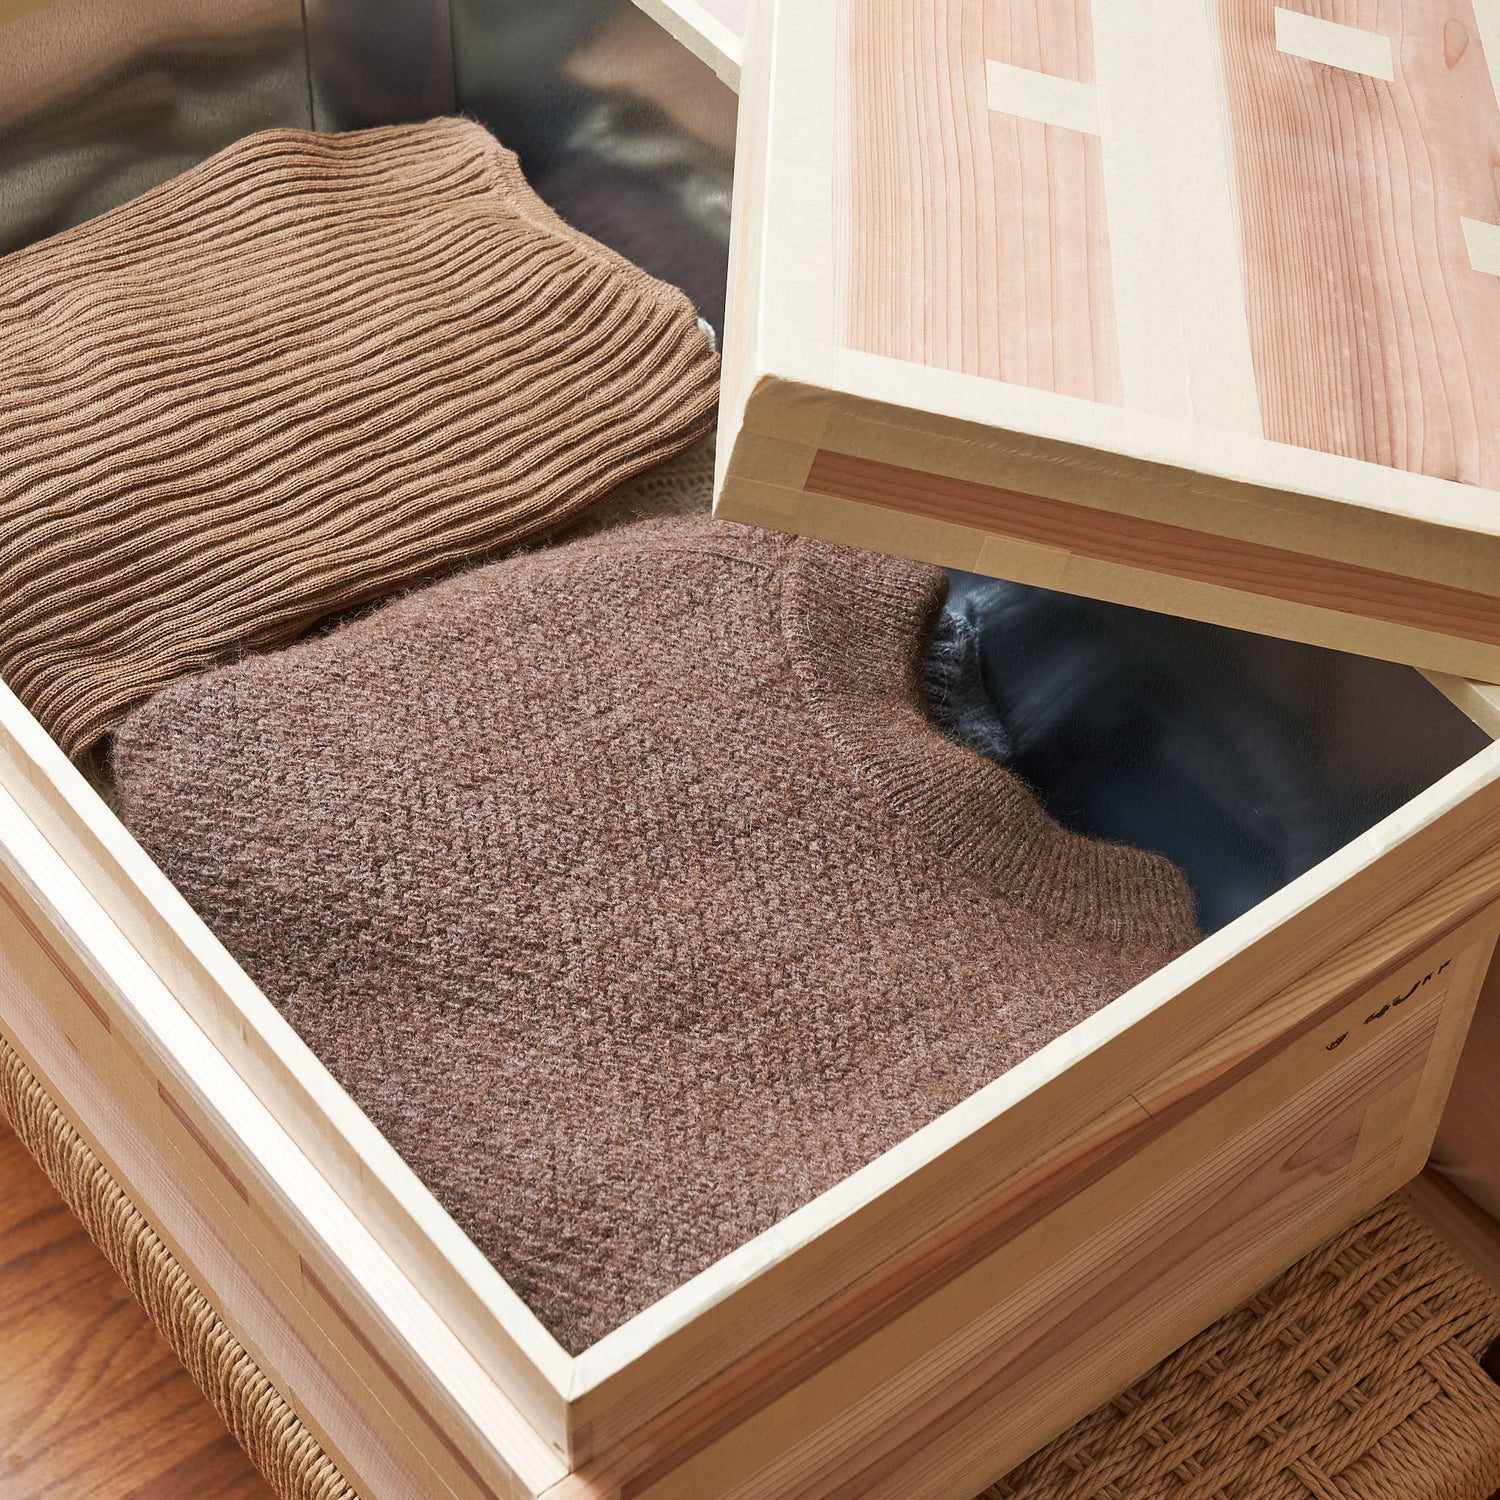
[1273,7,1395,80]
[1462,217,1500,276]
[985,59,1099,134]
[1324,956,1453,1052]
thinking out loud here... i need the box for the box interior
[1,0,1497,1410]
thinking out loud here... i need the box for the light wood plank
[0,683,577,1457]
[844,0,1120,402]
[0,782,566,1500]
[1090,0,1265,430]
[1219,0,1500,487]
[802,448,1500,647]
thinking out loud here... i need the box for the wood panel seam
[802,450,1500,643]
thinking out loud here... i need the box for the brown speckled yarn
[0,117,719,763]
[114,516,1199,1352]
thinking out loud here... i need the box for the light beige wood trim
[772,0,837,375]
[628,0,742,89]
[1423,672,1500,738]
[717,0,839,498]
[984,60,1099,134]
[0,684,577,1446]
[803,448,1500,647]
[1091,0,1262,432]
[0,780,565,1500]
[1272,7,1394,79]
[1462,215,1500,276]
[296,1255,532,1500]
[714,0,781,493]
[1478,0,1500,124]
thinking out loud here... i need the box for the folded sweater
[0,117,719,763]
[113,517,1200,1352]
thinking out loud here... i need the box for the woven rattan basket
[3,1028,1500,1500]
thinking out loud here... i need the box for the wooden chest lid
[712,0,1500,680]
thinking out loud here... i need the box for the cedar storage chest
[4,3,1500,1499]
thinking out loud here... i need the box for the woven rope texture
[987,1198,1500,1500]
[0,1032,361,1500]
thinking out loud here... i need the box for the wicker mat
[3,1028,1500,1500]
[987,1199,1500,1500]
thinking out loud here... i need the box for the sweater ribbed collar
[779,536,1200,950]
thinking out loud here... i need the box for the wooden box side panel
[557,910,1499,1500]
[0,785,566,1500]
[0,689,576,1450]
[568,739,1500,1455]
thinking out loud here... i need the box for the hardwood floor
[0,1119,272,1500]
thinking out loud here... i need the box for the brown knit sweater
[0,117,718,763]
[113,517,1200,1352]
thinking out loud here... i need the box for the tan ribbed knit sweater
[114,517,1200,1352]
[0,118,718,763]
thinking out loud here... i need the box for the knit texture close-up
[0,115,719,763]
[113,516,1201,1352]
